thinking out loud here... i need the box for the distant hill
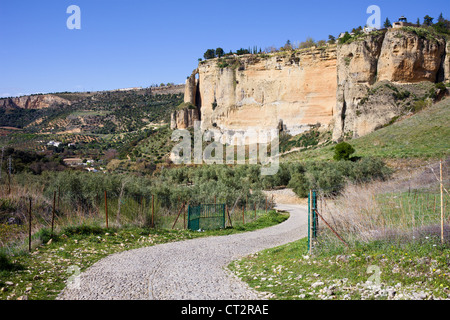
[0,85,185,134]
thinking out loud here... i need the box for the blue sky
[0,0,447,97]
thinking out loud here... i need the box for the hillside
[0,86,184,134]
[0,87,185,171]
[282,96,450,162]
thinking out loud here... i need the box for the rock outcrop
[0,94,71,110]
[182,28,448,142]
[170,71,201,130]
[445,40,450,82]
[333,28,448,140]
[170,107,200,130]
[195,47,338,136]
[333,32,386,140]
[377,30,446,83]
[184,70,199,107]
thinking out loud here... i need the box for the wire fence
[0,178,276,249]
[309,159,450,252]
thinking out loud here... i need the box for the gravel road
[58,203,308,300]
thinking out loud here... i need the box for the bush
[0,251,23,272]
[63,224,110,236]
[333,142,356,161]
[35,228,56,244]
[435,82,447,91]
[338,32,352,44]
[288,158,391,197]
[288,172,310,197]
[0,252,14,271]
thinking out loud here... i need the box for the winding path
[58,203,308,300]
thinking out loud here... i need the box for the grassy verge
[0,209,288,300]
[229,237,450,300]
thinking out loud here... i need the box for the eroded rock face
[333,32,386,140]
[180,29,448,141]
[0,94,71,110]
[377,29,446,83]
[170,70,201,130]
[196,47,338,135]
[170,108,199,130]
[444,41,450,82]
[184,70,198,106]
[333,29,448,141]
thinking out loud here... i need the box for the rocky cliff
[0,94,72,110]
[179,28,449,142]
[170,107,200,130]
[334,28,448,140]
[183,47,338,135]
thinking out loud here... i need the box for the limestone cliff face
[333,32,386,140]
[0,94,71,110]
[333,29,448,141]
[184,70,198,106]
[170,71,201,130]
[170,108,199,130]
[195,47,337,135]
[377,30,446,83]
[445,40,450,82]
[183,28,448,143]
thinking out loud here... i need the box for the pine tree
[423,15,434,26]
[328,35,336,44]
[215,48,225,58]
[384,17,392,28]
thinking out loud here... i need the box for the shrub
[217,60,230,69]
[435,82,447,91]
[333,142,356,161]
[0,252,14,271]
[0,250,23,272]
[35,228,55,244]
[287,158,391,198]
[63,224,109,236]
[393,90,411,101]
[411,98,433,113]
[288,172,310,197]
[338,32,352,44]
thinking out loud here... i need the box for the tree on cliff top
[236,48,250,55]
[203,49,216,60]
[215,48,225,58]
[328,35,336,44]
[384,17,392,28]
[423,15,434,26]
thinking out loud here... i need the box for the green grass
[0,210,287,300]
[283,97,450,162]
[229,237,450,300]
[376,191,449,229]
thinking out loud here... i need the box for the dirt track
[58,201,308,300]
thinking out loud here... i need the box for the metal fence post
[104,190,108,229]
[51,191,56,237]
[308,190,312,253]
[28,197,32,252]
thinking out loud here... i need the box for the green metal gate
[188,204,226,231]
